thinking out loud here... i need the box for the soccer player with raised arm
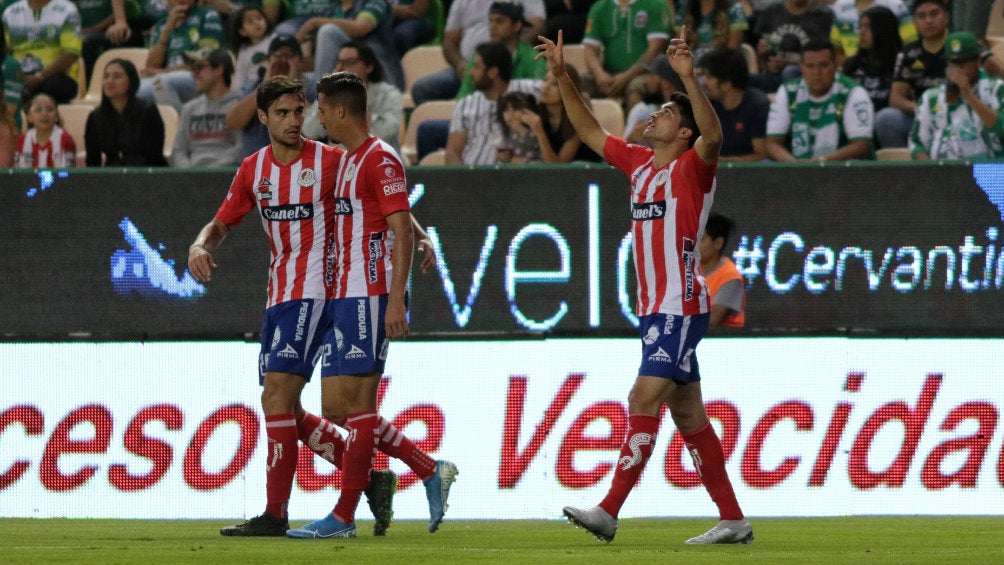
[188,76,397,537]
[535,28,753,545]
[284,71,457,539]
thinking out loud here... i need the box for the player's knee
[668,406,707,433]
[321,405,346,426]
[627,389,663,416]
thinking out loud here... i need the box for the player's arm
[670,27,722,163]
[536,31,609,157]
[386,210,414,339]
[411,214,436,274]
[188,219,230,282]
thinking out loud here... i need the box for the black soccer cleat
[220,513,289,537]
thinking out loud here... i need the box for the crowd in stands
[2,0,1004,167]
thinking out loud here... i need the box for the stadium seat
[875,147,911,161]
[562,43,590,78]
[401,46,449,109]
[75,58,88,102]
[75,48,150,106]
[401,99,456,165]
[418,148,446,165]
[590,98,624,136]
[991,38,1004,64]
[740,43,759,74]
[157,103,179,160]
[989,0,1004,37]
[56,103,93,166]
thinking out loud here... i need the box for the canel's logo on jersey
[334,197,352,215]
[298,168,317,187]
[384,166,396,178]
[632,201,666,221]
[261,204,314,221]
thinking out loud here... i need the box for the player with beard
[189,76,398,537]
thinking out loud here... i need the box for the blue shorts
[636,313,709,383]
[321,295,389,377]
[258,298,330,383]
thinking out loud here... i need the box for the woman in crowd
[85,59,168,167]
[531,66,600,163]
[496,91,544,164]
[842,6,902,112]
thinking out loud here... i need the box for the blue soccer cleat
[286,513,357,539]
[424,460,458,532]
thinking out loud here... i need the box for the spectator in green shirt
[582,0,670,98]
[455,1,546,99]
[135,0,226,112]
[79,0,136,84]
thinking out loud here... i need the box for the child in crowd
[15,93,76,168]
[230,6,277,93]
[495,91,543,164]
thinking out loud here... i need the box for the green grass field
[2,517,1003,565]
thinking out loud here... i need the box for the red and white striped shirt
[216,139,343,308]
[604,136,717,317]
[327,137,411,299]
[15,126,76,168]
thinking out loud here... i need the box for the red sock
[683,421,744,520]
[264,413,299,519]
[332,410,378,524]
[599,414,660,519]
[297,412,344,468]
[376,416,437,481]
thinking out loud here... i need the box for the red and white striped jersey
[15,126,76,168]
[327,137,411,299]
[604,136,717,317]
[215,139,343,308]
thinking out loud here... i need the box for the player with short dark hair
[188,75,397,538]
[536,28,752,545]
[284,71,458,539]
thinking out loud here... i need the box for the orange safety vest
[704,257,746,328]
